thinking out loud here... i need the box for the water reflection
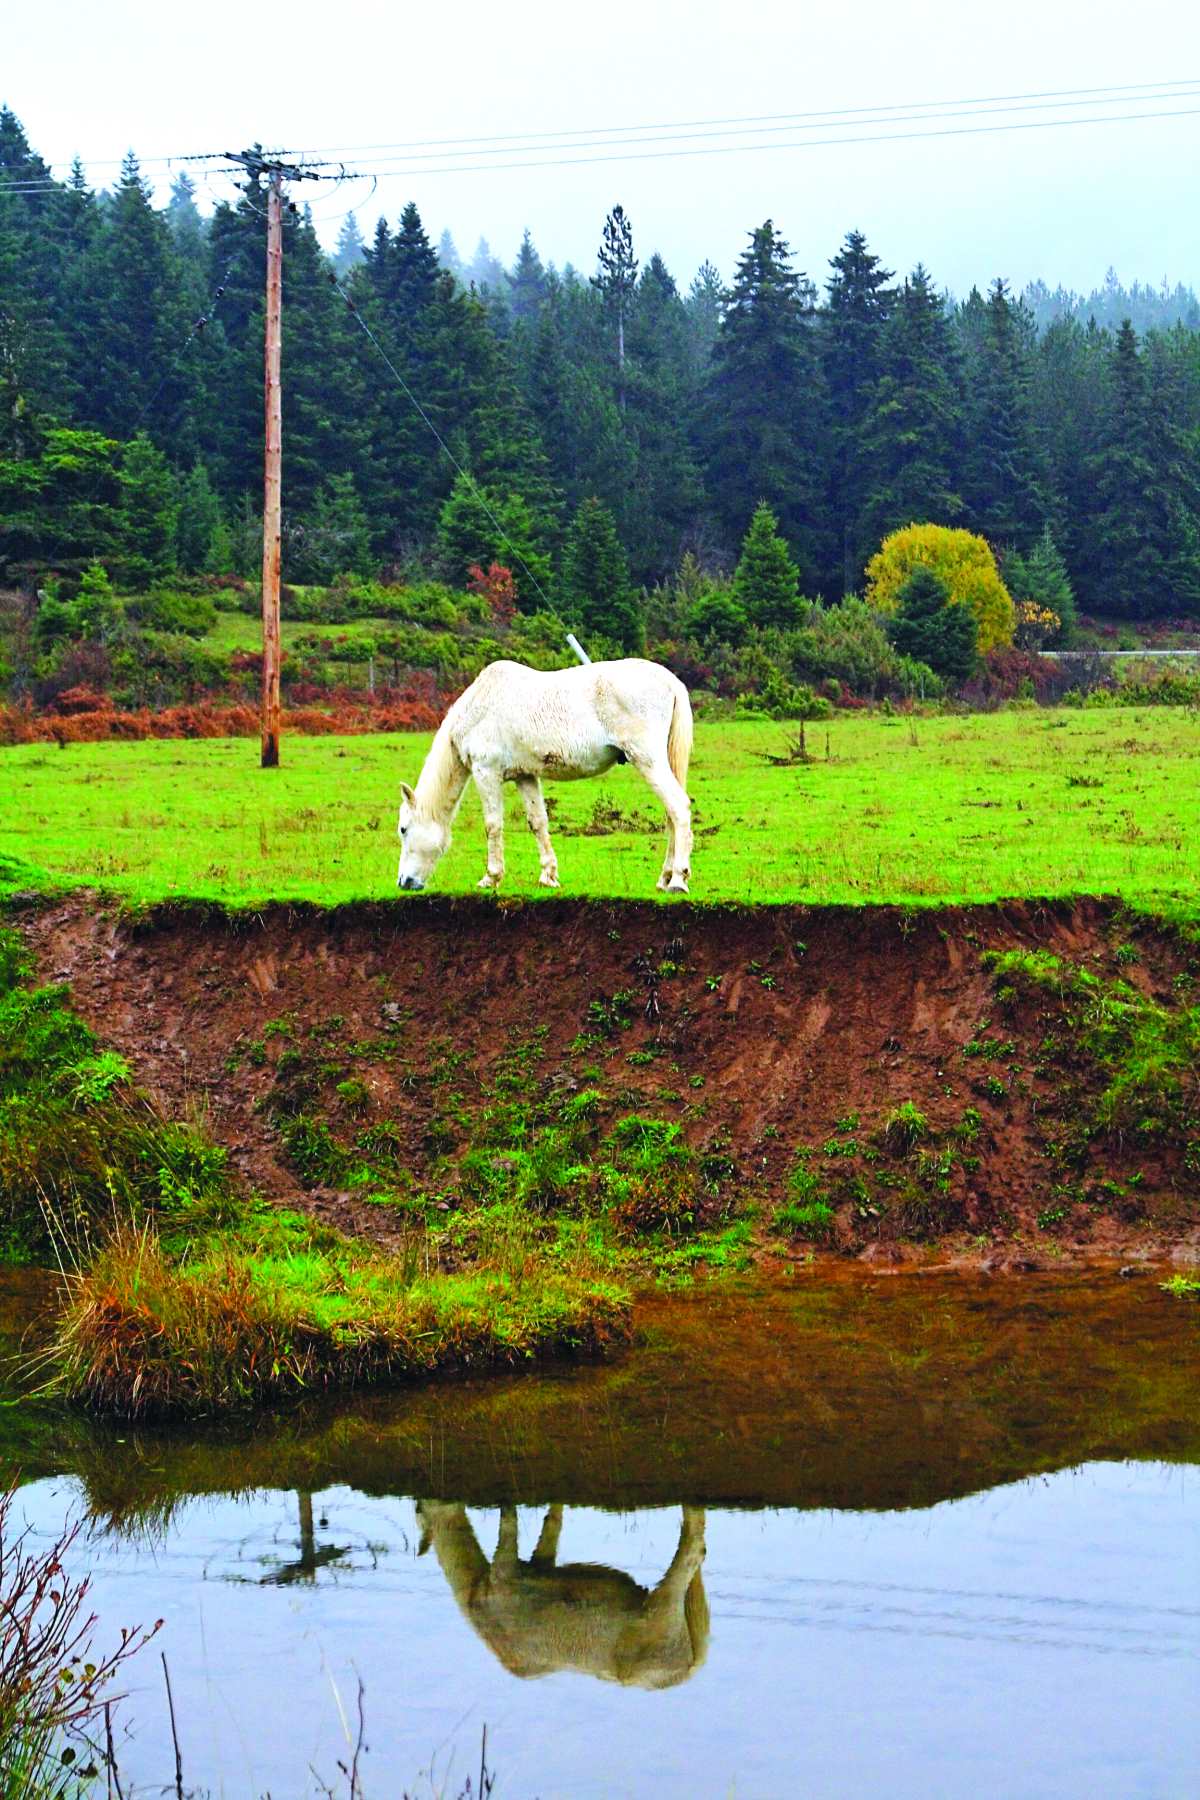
[417,1501,709,1688]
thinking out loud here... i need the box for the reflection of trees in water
[418,1502,709,1689]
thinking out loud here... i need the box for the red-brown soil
[17,894,1200,1268]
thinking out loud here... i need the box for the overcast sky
[7,0,1198,297]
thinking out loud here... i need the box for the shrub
[865,523,1015,651]
[125,588,217,637]
[0,1488,160,1798]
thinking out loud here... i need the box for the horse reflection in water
[417,1502,709,1689]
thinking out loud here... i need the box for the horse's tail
[667,681,693,793]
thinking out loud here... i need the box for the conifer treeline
[3,106,1200,619]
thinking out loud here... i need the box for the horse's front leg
[473,767,506,890]
[516,775,559,888]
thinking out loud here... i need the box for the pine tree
[0,107,74,417]
[333,212,366,278]
[823,230,894,591]
[1003,525,1077,642]
[175,461,222,572]
[76,152,196,457]
[436,474,553,606]
[684,260,724,376]
[591,205,638,408]
[291,472,373,581]
[516,281,635,521]
[116,431,178,589]
[165,171,207,273]
[562,496,642,650]
[435,229,462,281]
[732,502,801,627]
[509,230,547,321]
[1083,320,1200,617]
[858,266,964,568]
[620,254,704,581]
[886,563,978,680]
[959,278,1048,550]
[699,221,828,584]
[467,236,504,291]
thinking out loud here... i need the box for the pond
[3,1270,1198,1798]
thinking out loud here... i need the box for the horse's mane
[415,716,468,820]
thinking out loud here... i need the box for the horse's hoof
[665,875,689,894]
[656,874,670,891]
[477,875,500,891]
[539,872,560,888]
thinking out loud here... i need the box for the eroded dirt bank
[18,894,1200,1266]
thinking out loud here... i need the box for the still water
[4,1273,1199,1798]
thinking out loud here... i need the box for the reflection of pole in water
[259,1491,351,1587]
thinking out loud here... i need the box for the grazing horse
[396,658,694,894]
[416,1501,709,1689]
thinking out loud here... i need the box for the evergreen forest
[4,104,1200,637]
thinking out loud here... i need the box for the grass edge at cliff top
[2,710,1198,908]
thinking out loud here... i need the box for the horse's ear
[400,781,416,806]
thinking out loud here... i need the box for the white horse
[397,658,694,894]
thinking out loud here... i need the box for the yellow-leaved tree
[864,524,1015,652]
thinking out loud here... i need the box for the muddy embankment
[18,894,1200,1266]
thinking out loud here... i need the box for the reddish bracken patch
[0,685,455,745]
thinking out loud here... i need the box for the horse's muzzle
[398,875,425,891]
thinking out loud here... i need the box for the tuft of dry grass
[43,1222,630,1419]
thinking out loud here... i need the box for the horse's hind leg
[529,1503,564,1570]
[516,776,559,888]
[631,756,692,894]
[472,767,506,890]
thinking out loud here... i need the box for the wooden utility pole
[260,168,283,768]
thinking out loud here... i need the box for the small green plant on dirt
[1114,943,1140,966]
[336,1076,371,1112]
[1161,1273,1200,1299]
[955,1106,983,1142]
[560,1087,605,1125]
[822,1135,860,1157]
[879,1101,929,1154]
[774,1199,836,1242]
[834,1112,860,1133]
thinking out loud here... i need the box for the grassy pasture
[1,709,1198,909]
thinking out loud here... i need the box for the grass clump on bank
[46,1216,629,1419]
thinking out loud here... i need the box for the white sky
[7,0,1199,296]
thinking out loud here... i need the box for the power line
[4,74,1198,187]
[1,95,1195,199]
[305,83,1200,167]
[318,102,1200,179]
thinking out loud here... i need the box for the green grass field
[2,710,1198,908]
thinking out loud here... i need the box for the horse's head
[397,782,450,891]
